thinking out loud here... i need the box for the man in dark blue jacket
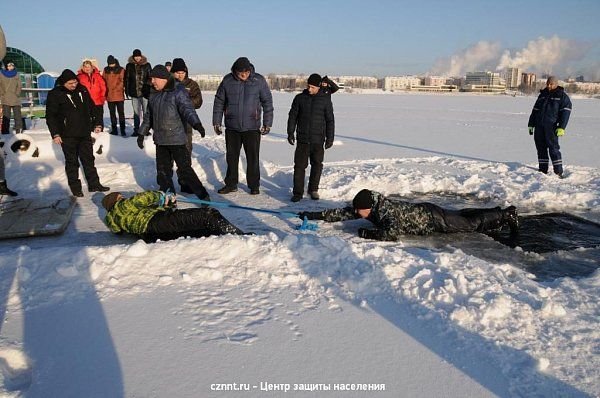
[528,76,572,177]
[212,57,274,195]
[287,73,335,202]
[137,65,209,201]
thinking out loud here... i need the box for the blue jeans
[131,97,148,132]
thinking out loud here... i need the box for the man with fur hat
[137,65,209,201]
[528,76,572,177]
[288,73,335,202]
[171,57,203,193]
[125,49,152,136]
[298,189,519,241]
[103,55,127,136]
[0,61,22,134]
[212,56,273,195]
[102,190,246,242]
[46,69,110,197]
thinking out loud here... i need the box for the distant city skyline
[2,0,599,79]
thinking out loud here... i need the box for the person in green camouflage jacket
[102,190,245,242]
[298,189,518,241]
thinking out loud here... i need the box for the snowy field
[0,92,599,397]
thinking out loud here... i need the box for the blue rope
[176,196,318,231]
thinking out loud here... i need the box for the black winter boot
[120,122,127,137]
[110,125,118,135]
[88,183,110,192]
[0,180,18,196]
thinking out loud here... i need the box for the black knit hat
[307,73,322,87]
[232,57,252,72]
[58,69,78,84]
[102,192,122,210]
[352,189,375,210]
[107,55,116,65]
[165,61,172,67]
[150,65,170,79]
[171,58,187,73]
[132,49,142,57]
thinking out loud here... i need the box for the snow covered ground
[0,92,599,397]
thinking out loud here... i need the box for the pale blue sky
[2,0,599,77]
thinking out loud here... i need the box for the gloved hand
[159,191,177,207]
[194,122,205,138]
[260,125,270,135]
[528,126,535,135]
[297,211,323,220]
[214,125,223,135]
[556,128,565,137]
[325,140,333,149]
[137,134,145,149]
[358,227,370,239]
[287,135,295,145]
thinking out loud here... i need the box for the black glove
[194,122,205,138]
[137,134,145,149]
[214,125,223,135]
[297,211,323,220]
[260,125,270,135]
[325,140,333,149]
[288,135,295,145]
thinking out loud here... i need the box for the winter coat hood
[231,63,255,80]
[128,55,149,65]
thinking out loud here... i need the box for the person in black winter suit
[527,76,572,177]
[287,73,335,202]
[46,69,110,197]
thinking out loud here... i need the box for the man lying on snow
[298,189,519,241]
[102,191,245,242]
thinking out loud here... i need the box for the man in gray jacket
[0,62,22,134]
[137,65,209,201]
[212,57,273,195]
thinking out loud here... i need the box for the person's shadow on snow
[0,180,124,396]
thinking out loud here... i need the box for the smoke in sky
[431,35,594,77]
[430,41,501,77]
[497,35,591,73]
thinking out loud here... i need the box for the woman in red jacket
[77,59,106,129]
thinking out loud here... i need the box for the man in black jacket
[298,189,519,241]
[125,49,152,136]
[287,73,335,202]
[46,69,110,197]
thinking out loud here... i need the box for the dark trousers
[156,145,208,199]
[175,125,194,189]
[293,143,325,195]
[1,105,22,133]
[534,124,562,174]
[428,204,505,233]
[224,129,261,189]
[143,207,243,242]
[92,105,104,128]
[60,136,100,192]
[107,101,126,134]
